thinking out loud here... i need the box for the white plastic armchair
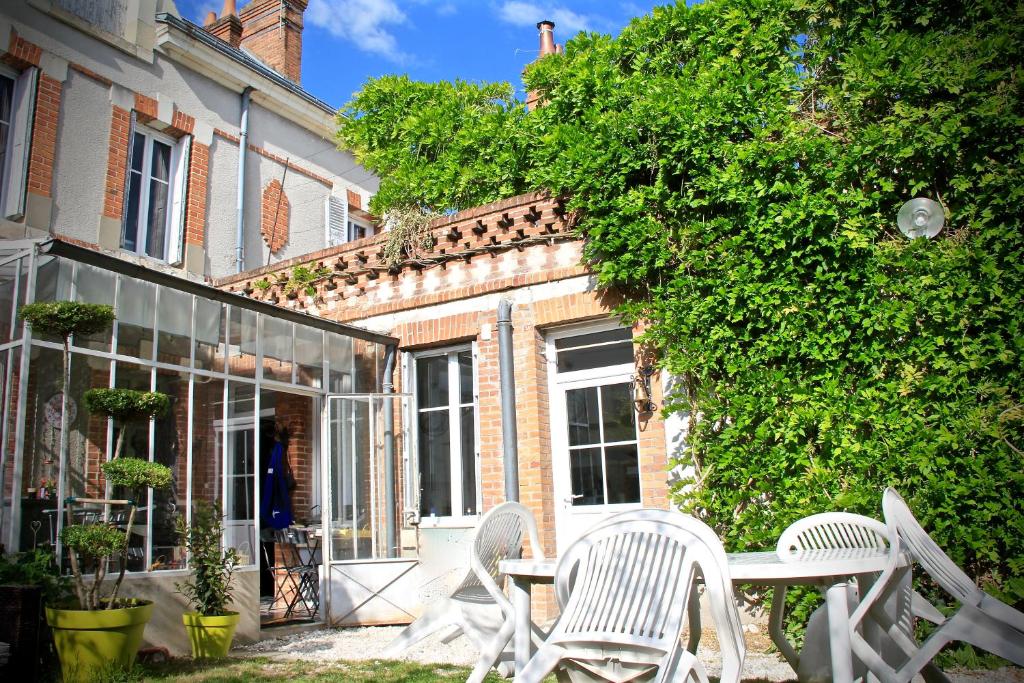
[514,509,745,683]
[382,501,543,683]
[770,511,949,683]
[849,488,1024,683]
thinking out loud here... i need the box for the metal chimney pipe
[497,299,520,501]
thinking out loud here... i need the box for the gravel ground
[242,625,1023,682]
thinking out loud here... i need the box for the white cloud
[497,1,595,36]
[307,0,411,63]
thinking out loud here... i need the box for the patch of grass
[128,657,507,682]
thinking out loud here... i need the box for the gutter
[236,86,252,273]
[497,299,520,501]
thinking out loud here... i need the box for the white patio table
[500,547,894,683]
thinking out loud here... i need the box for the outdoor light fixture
[897,197,945,239]
[633,366,657,414]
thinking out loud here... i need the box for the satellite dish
[897,198,944,239]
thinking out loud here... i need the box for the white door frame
[546,320,642,553]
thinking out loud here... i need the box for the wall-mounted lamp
[633,366,657,414]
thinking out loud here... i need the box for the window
[414,348,478,520]
[122,125,189,263]
[0,65,37,220]
[348,220,369,242]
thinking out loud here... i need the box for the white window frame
[409,344,480,527]
[122,125,188,264]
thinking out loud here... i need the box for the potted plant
[176,502,241,658]
[43,388,171,682]
[0,549,70,677]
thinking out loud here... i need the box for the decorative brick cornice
[69,62,113,87]
[212,128,333,187]
[4,29,42,69]
[133,92,159,122]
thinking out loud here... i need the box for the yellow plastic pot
[46,600,153,682]
[182,611,240,658]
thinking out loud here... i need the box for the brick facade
[261,179,290,253]
[102,106,132,219]
[27,73,61,199]
[185,141,209,247]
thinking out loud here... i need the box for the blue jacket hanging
[261,441,293,529]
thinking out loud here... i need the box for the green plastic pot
[182,611,240,658]
[46,600,153,682]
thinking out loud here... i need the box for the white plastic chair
[515,509,745,683]
[849,488,1024,683]
[771,511,949,683]
[382,501,543,683]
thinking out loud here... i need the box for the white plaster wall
[207,136,239,277]
[51,68,110,241]
[1,3,379,278]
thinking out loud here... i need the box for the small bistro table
[500,547,894,683]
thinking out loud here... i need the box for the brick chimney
[207,0,243,48]
[239,0,308,83]
[526,20,561,111]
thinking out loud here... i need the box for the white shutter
[325,194,347,247]
[120,111,137,241]
[165,134,191,265]
[2,67,38,220]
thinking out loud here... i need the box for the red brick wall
[27,74,61,200]
[185,142,209,247]
[102,106,131,220]
[261,179,289,254]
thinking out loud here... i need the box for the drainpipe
[235,86,253,273]
[382,344,398,557]
[497,299,520,501]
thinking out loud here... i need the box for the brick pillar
[102,106,131,221]
[26,74,61,199]
[185,142,209,247]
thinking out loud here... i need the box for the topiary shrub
[100,458,172,494]
[60,523,129,610]
[18,302,114,340]
[84,388,170,463]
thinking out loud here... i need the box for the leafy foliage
[100,457,172,493]
[61,524,127,562]
[175,502,239,616]
[18,301,114,340]
[84,388,170,422]
[381,206,436,267]
[0,548,71,604]
[284,264,331,297]
[337,76,529,215]
[339,0,1024,638]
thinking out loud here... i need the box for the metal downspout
[383,344,398,557]
[235,86,253,273]
[497,299,520,501]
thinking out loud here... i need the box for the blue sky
[174,0,664,109]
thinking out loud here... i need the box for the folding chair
[849,488,1024,683]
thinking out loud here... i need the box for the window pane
[152,368,187,570]
[555,328,632,350]
[0,259,17,344]
[193,298,225,372]
[115,276,156,358]
[327,332,352,392]
[145,140,171,260]
[458,351,473,404]
[227,307,257,378]
[600,383,636,443]
[262,316,293,383]
[156,286,192,366]
[460,406,476,516]
[123,171,142,252]
[129,131,145,173]
[566,386,600,447]
[417,410,451,518]
[294,325,323,388]
[416,355,448,409]
[225,382,256,564]
[0,75,12,208]
[604,444,641,504]
[569,447,604,506]
[556,341,634,373]
[73,263,115,352]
